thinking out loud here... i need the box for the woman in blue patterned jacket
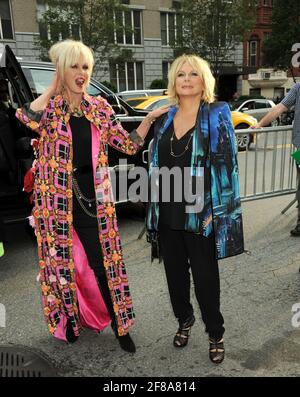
[147,55,244,364]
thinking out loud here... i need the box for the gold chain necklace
[64,97,84,117]
[72,176,97,218]
[170,131,194,158]
[70,106,84,117]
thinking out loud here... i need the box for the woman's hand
[136,106,171,140]
[48,70,62,97]
[29,69,62,112]
[146,106,170,125]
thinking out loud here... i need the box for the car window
[22,68,54,96]
[147,98,170,110]
[127,98,147,107]
[254,101,267,109]
[22,67,108,99]
[229,101,243,111]
[87,83,105,97]
[242,101,255,110]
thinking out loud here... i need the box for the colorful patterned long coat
[16,94,144,340]
[147,102,244,260]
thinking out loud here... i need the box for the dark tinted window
[147,98,170,110]
[22,68,54,96]
[255,101,267,109]
[22,66,109,98]
[242,101,255,110]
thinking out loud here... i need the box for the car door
[1,45,34,106]
[240,100,256,118]
[253,100,269,122]
[0,46,35,221]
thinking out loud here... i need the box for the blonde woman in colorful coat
[16,40,168,352]
[147,55,244,364]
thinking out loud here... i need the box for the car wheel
[235,123,251,151]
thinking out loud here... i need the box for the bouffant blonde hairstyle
[49,40,94,86]
[167,54,215,105]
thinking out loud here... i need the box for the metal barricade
[143,125,297,203]
[236,125,296,202]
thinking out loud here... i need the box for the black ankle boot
[111,321,136,353]
[117,333,136,353]
[66,319,78,344]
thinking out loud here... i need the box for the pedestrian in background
[252,83,300,236]
[147,54,244,364]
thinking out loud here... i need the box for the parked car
[117,89,167,101]
[231,111,257,150]
[280,105,295,126]
[229,98,279,126]
[128,96,258,150]
[127,95,169,110]
[0,45,150,224]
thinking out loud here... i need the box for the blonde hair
[167,54,215,105]
[49,40,94,86]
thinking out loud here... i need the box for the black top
[158,121,195,229]
[70,115,97,227]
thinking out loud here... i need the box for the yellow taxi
[127,96,257,150]
[126,95,169,110]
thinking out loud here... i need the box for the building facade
[0,0,245,95]
[1,0,298,98]
[242,0,299,100]
[0,0,40,60]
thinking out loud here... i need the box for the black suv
[0,45,150,225]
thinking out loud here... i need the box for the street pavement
[0,197,299,378]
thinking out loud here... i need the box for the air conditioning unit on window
[262,72,271,79]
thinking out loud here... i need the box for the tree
[262,0,300,70]
[35,0,133,77]
[174,0,258,77]
[150,79,168,89]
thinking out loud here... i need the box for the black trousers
[159,223,225,339]
[73,223,116,323]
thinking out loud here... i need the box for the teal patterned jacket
[147,101,244,260]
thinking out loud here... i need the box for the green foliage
[35,0,132,67]
[174,0,258,75]
[238,95,266,100]
[262,0,300,69]
[101,80,117,93]
[149,79,168,89]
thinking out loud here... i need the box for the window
[37,1,81,42]
[263,31,271,42]
[162,61,172,82]
[255,101,267,109]
[110,62,144,92]
[0,0,13,40]
[147,98,170,110]
[161,12,177,46]
[114,9,142,45]
[249,40,258,67]
[22,67,104,98]
[249,88,261,97]
[242,101,255,111]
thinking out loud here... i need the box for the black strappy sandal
[209,338,225,364]
[173,315,195,348]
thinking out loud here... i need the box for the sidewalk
[0,195,300,377]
